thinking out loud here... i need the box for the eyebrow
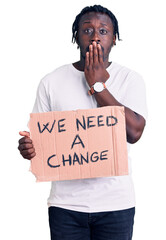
[82,21,91,25]
[101,23,108,27]
[82,21,108,27]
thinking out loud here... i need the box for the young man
[18,5,147,240]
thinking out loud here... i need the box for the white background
[0,0,166,239]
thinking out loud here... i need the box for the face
[76,12,116,62]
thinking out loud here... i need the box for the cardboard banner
[28,106,128,182]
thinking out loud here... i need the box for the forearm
[94,88,145,144]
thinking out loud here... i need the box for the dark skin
[18,131,36,160]
[18,12,145,160]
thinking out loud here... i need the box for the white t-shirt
[32,62,148,213]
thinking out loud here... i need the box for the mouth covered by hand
[86,42,104,56]
[84,41,110,88]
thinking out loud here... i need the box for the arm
[84,42,146,144]
[93,90,145,143]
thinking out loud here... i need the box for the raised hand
[84,41,110,87]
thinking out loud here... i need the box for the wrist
[88,82,107,96]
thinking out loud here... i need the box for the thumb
[19,131,30,138]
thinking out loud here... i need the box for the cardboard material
[28,106,128,182]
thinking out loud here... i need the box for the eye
[84,28,93,34]
[100,29,107,35]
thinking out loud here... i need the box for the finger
[19,137,32,145]
[85,52,90,69]
[19,131,30,138]
[89,44,93,66]
[18,143,34,151]
[23,152,36,160]
[23,143,33,149]
[21,148,35,156]
[93,41,98,64]
[97,43,104,63]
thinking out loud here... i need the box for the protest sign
[28,106,128,182]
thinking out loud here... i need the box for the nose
[90,31,100,44]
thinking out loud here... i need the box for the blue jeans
[48,206,135,240]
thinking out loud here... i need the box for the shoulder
[40,64,71,86]
[111,64,148,119]
[107,62,145,89]
[40,64,72,86]
[110,62,143,79]
[35,64,72,96]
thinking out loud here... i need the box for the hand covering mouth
[86,44,104,54]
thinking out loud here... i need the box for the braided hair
[72,5,121,45]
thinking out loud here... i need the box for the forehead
[79,12,113,27]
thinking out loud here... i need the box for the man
[18,5,147,240]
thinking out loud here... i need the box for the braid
[72,5,121,44]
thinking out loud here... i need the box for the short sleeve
[32,78,51,113]
[121,71,148,120]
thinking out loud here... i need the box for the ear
[75,34,80,48]
[113,35,116,46]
